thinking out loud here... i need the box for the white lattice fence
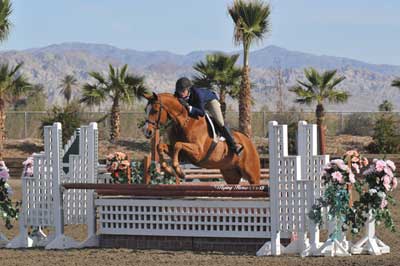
[7,122,99,249]
[257,121,327,256]
[97,198,273,238]
[62,124,98,225]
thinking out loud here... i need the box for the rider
[174,77,243,156]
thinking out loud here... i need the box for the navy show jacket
[186,87,219,118]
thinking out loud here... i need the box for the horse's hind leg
[240,160,261,185]
[220,168,242,185]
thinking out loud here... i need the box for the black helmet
[175,77,192,96]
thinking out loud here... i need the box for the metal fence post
[24,112,28,139]
[263,111,266,137]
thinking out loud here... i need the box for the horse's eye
[149,109,158,115]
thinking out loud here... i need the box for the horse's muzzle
[144,128,154,139]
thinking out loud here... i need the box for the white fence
[6,122,99,249]
[97,198,271,238]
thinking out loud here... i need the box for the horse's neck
[165,101,207,140]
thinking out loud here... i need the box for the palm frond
[59,74,78,102]
[328,75,346,90]
[0,0,12,42]
[80,83,107,106]
[321,69,338,88]
[296,80,313,91]
[304,67,320,89]
[192,52,241,96]
[123,73,148,103]
[326,90,350,104]
[108,64,116,80]
[89,71,106,84]
[9,62,23,77]
[0,62,32,103]
[228,0,271,46]
[290,67,349,108]
[120,64,128,80]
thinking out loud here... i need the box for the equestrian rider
[174,77,243,156]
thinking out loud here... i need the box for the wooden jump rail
[183,168,269,180]
[62,183,269,198]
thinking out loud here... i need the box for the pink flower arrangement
[22,157,34,177]
[332,171,344,183]
[322,152,365,186]
[360,158,398,214]
[106,152,131,184]
[375,160,386,172]
[0,161,10,182]
[0,160,18,230]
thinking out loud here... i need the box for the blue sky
[2,0,400,65]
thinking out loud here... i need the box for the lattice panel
[21,123,98,229]
[24,124,59,227]
[276,156,303,232]
[63,156,89,224]
[297,122,329,230]
[62,124,98,225]
[97,198,273,238]
[268,121,326,235]
[298,122,329,199]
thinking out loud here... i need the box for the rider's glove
[179,98,190,109]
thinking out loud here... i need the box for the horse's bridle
[145,101,163,129]
[146,98,190,129]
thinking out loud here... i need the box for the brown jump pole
[63,183,268,192]
[151,129,160,162]
[143,155,151,184]
[95,189,267,198]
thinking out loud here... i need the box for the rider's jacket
[185,87,219,118]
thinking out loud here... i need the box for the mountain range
[1,42,399,111]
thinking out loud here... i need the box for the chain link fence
[5,111,400,140]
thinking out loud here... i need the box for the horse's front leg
[172,141,203,179]
[157,143,177,177]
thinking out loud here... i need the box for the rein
[146,98,190,129]
[145,102,163,129]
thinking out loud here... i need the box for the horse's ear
[143,92,152,100]
[143,91,157,101]
[152,92,158,101]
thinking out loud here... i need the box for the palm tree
[392,78,400,89]
[228,0,271,137]
[80,64,148,142]
[0,0,12,42]
[13,83,47,111]
[0,63,31,159]
[192,53,242,118]
[289,67,349,154]
[59,74,77,104]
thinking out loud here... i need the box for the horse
[143,92,261,185]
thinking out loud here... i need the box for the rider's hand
[178,98,190,109]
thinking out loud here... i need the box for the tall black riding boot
[221,126,243,156]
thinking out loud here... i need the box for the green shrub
[342,113,375,136]
[368,114,400,154]
[131,160,176,184]
[41,101,84,144]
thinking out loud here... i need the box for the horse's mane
[157,93,178,102]
[156,93,187,114]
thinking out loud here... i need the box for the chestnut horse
[143,92,261,185]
